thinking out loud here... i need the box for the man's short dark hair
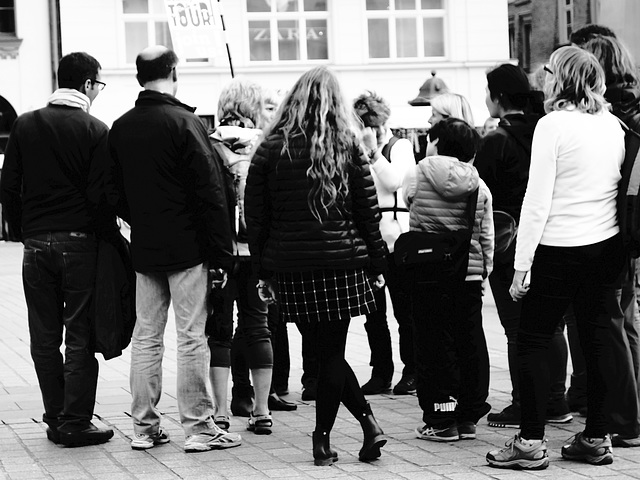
[136,49,179,85]
[353,91,391,128]
[570,24,616,46]
[57,52,101,90]
[428,117,480,163]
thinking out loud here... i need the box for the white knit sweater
[514,108,625,272]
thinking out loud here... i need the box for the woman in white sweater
[487,46,625,470]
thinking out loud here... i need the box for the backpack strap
[377,136,408,220]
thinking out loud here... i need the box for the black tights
[314,319,368,432]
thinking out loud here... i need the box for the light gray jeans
[130,263,215,436]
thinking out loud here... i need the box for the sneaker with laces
[561,432,613,465]
[458,421,476,440]
[415,424,459,442]
[486,435,549,470]
[393,375,416,395]
[487,404,520,428]
[184,425,242,452]
[131,428,171,450]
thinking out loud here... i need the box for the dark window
[0,0,15,35]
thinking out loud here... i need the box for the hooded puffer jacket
[403,155,494,281]
[245,132,388,279]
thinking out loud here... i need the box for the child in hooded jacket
[402,117,494,441]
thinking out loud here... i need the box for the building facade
[508,0,640,74]
[0,0,511,140]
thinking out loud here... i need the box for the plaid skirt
[276,268,376,323]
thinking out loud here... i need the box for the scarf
[47,88,91,113]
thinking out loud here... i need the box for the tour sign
[164,0,226,60]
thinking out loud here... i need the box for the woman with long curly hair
[486,46,625,470]
[245,66,389,466]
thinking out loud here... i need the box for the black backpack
[617,119,640,257]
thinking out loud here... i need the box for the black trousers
[412,280,490,427]
[489,241,568,408]
[364,254,415,381]
[518,235,624,440]
[23,232,99,430]
[566,258,640,437]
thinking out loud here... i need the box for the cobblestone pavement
[1,240,640,479]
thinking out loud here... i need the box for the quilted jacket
[245,132,388,279]
[402,155,494,281]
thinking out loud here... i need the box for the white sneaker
[184,424,241,452]
[131,427,170,450]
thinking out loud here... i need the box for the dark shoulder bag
[394,188,479,286]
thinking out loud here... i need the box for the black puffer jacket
[474,113,540,222]
[245,133,387,279]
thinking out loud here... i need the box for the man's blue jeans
[130,263,216,436]
[23,232,99,430]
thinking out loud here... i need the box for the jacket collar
[135,89,197,113]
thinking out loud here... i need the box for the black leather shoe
[361,377,391,395]
[268,393,297,411]
[230,396,253,417]
[46,426,60,444]
[58,423,114,447]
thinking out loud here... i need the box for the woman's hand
[370,274,386,292]
[509,270,530,301]
[257,279,277,304]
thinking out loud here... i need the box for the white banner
[164,0,226,61]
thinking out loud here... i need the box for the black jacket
[0,104,114,239]
[109,90,233,272]
[607,83,640,133]
[245,133,387,279]
[474,113,540,222]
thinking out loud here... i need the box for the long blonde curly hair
[267,66,358,221]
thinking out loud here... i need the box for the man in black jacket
[109,46,239,453]
[0,52,115,447]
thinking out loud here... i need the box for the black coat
[245,133,387,279]
[474,113,540,222]
[1,105,114,239]
[109,90,233,272]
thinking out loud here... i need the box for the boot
[312,430,338,466]
[358,403,387,461]
[231,385,254,417]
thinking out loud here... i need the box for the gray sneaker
[561,432,613,465]
[486,435,549,470]
[131,427,170,450]
[184,425,241,452]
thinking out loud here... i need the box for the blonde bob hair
[544,45,608,114]
[430,93,475,127]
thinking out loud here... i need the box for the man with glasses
[0,52,115,446]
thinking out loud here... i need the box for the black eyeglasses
[544,65,553,75]
[92,80,107,91]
